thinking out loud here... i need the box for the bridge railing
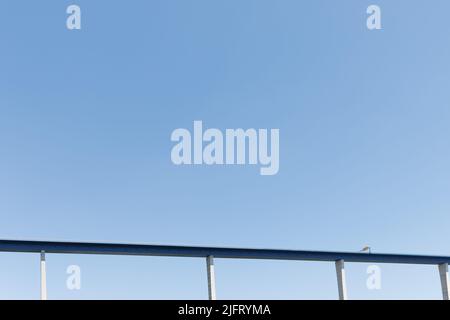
[0,240,448,300]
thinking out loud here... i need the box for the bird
[360,246,372,254]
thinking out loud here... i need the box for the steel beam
[335,259,348,300]
[40,251,47,300]
[206,255,216,300]
[0,240,449,265]
[439,263,449,300]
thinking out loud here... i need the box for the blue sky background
[1,0,450,299]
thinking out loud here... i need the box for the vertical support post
[40,251,47,301]
[206,255,216,300]
[335,259,348,300]
[439,263,449,300]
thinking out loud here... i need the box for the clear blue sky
[1,0,450,299]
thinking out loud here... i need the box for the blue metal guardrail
[0,240,449,300]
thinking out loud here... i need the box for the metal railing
[0,239,449,300]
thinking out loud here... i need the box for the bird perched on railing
[360,246,372,254]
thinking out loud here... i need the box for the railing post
[335,259,348,300]
[40,251,47,300]
[439,263,449,300]
[206,255,216,300]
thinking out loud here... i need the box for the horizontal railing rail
[0,239,448,300]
